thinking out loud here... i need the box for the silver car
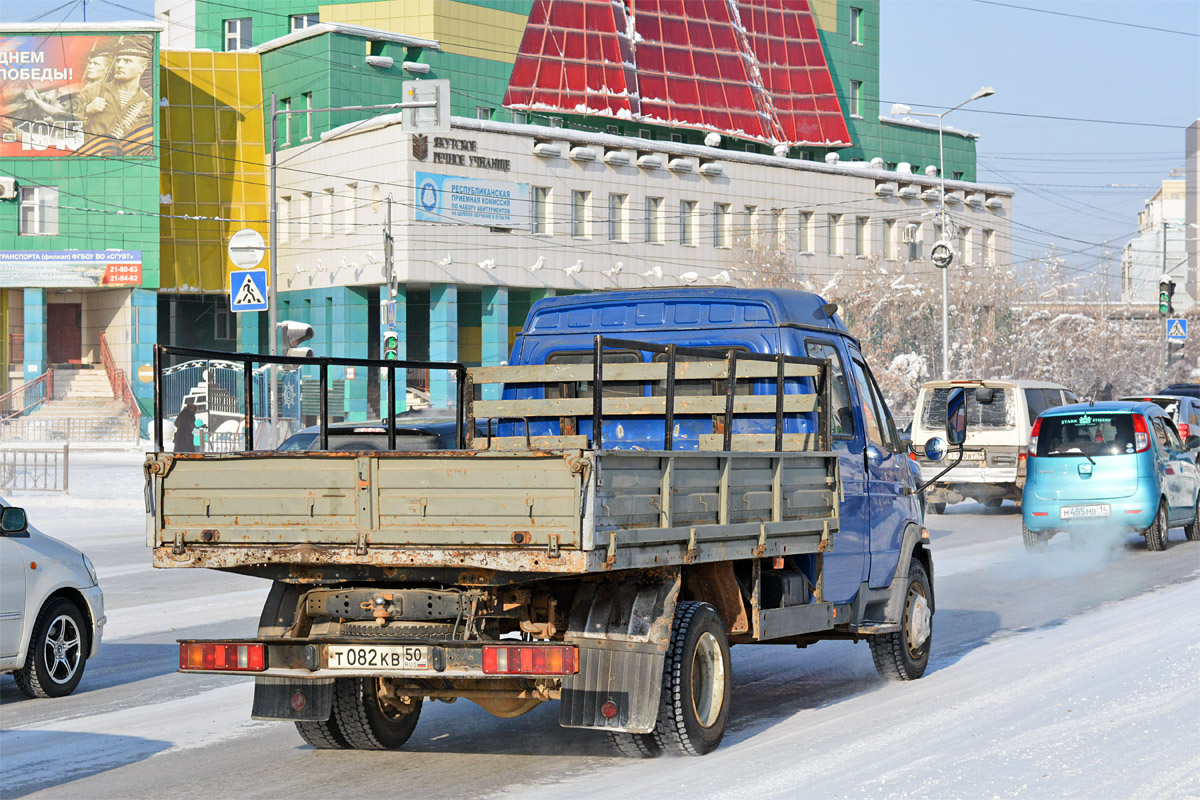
[0,499,105,697]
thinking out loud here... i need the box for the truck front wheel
[331,677,423,750]
[869,561,932,681]
[653,601,731,756]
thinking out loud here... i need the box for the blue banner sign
[414,172,530,229]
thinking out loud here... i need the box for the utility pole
[268,93,279,447]
[1163,221,1168,377]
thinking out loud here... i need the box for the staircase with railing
[99,332,141,429]
[0,369,54,419]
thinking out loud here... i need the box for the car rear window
[1035,413,1135,458]
[921,387,1013,430]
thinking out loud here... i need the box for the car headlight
[82,554,99,587]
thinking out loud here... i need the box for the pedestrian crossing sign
[1167,318,1187,342]
[230,269,268,312]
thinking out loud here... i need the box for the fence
[0,417,137,443]
[0,445,69,492]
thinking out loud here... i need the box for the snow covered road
[1,450,1197,800]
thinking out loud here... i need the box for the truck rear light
[1132,414,1150,452]
[1028,417,1042,458]
[481,645,578,675]
[180,642,266,672]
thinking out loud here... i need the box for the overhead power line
[971,0,1200,38]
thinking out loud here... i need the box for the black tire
[330,677,422,750]
[929,502,947,515]
[1145,502,1168,552]
[869,560,933,681]
[652,602,731,756]
[1022,521,1047,553]
[295,716,351,749]
[14,597,87,699]
[608,731,661,758]
[1186,499,1200,542]
[984,498,1003,509]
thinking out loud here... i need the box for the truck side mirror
[975,387,996,405]
[1,506,28,534]
[946,387,967,445]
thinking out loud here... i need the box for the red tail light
[482,645,578,675]
[1028,417,1042,457]
[1132,414,1151,453]
[180,642,266,672]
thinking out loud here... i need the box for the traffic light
[277,320,314,357]
[1168,339,1185,364]
[382,329,399,361]
[1159,277,1176,316]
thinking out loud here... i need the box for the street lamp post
[890,87,994,379]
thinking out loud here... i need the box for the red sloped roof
[503,0,851,147]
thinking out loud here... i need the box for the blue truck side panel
[506,288,921,606]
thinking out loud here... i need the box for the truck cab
[510,288,923,606]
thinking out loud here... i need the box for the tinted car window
[1024,389,1049,420]
[1036,413,1135,458]
[805,341,854,437]
[922,387,1012,430]
[278,431,318,450]
[1162,418,1185,450]
[850,354,898,451]
[1044,389,1065,408]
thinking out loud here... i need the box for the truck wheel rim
[690,632,725,729]
[43,614,81,685]
[905,585,932,657]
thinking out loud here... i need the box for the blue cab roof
[522,288,852,338]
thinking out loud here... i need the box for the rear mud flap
[252,677,334,721]
[558,571,679,733]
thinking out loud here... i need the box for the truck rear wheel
[652,601,731,756]
[869,560,932,681]
[331,677,423,750]
[608,731,660,758]
[295,717,350,749]
[929,502,946,515]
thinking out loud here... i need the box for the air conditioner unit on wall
[0,176,16,200]
[901,223,918,243]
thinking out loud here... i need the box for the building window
[606,125,620,135]
[639,129,653,140]
[680,200,698,246]
[741,204,758,247]
[303,92,313,139]
[512,111,528,124]
[772,208,786,249]
[290,13,318,30]
[713,203,731,248]
[311,191,325,238]
[533,186,551,234]
[984,229,996,266]
[476,106,493,120]
[850,7,863,44]
[322,188,334,237]
[279,97,290,145]
[670,132,683,143]
[883,219,895,260]
[744,143,755,153]
[278,195,291,243]
[609,193,627,241]
[18,186,58,236]
[855,216,869,256]
[343,183,357,233]
[798,211,813,252]
[224,18,252,51]
[849,80,862,118]
[827,214,842,255]
[572,190,591,239]
[645,196,664,243]
[300,192,312,240]
[953,171,964,180]
[959,226,972,265]
[214,305,237,341]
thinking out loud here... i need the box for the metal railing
[153,345,467,452]
[99,332,140,429]
[0,417,137,442]
[0,445,69,492]
[0,369,54,419]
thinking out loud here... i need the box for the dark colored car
[1157,383,1200,399]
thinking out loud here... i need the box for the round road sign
[228,228,266,269]
[137,364,154,383]
[931,240,954,269]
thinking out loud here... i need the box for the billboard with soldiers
[0,33,156,158]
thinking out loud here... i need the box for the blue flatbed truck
[146,288,960,757]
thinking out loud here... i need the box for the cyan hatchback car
[1022,401,1200,551]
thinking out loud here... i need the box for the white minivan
[911,379,1078,513]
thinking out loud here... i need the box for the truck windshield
[1035,413,1135,458]
[921,387,1013,430]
